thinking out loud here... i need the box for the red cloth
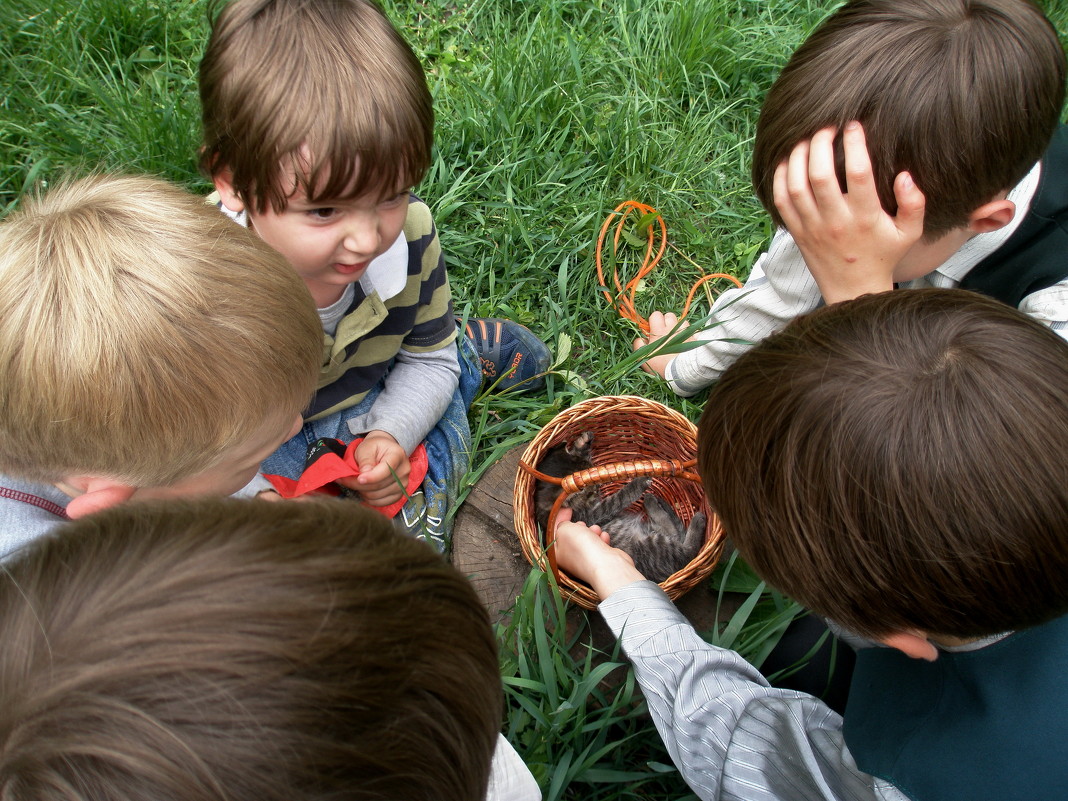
[265,439,428,519]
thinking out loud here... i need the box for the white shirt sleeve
[665,230,822,396]
[484,734,541,801]
[1018,277,1068,340]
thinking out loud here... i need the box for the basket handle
[518,456,700,488]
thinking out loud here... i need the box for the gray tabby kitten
[534,431,707,582]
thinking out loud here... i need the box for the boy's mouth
[333,261,368,275]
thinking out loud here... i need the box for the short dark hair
[199,0,434,213]
[698,289,1068,640]
[752,0,1066,237]
[0,498,500,801]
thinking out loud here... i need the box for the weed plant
[4,1,1067,797]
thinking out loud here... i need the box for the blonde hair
[0,174,321,486]
[199,0,434,213]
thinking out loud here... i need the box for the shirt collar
[359,229,408,302]
[930,160,1042,283]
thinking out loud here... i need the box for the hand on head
[551,507,645,600]
[773,121,926,304]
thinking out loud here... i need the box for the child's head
[0,175,321,506]
[698,289,1068,643]
[752,0,1066,238]
[199,0,432,305]
[199,0,432,214]
[0,497,501,801]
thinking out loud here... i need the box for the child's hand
[552,507,645,599]
[773,121,926,304]
[633,310,690,379]
[338,431,410,506]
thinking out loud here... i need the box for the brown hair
[0,498,501,801]
[752,0,1066,237]
[0,174,321,486]
[199,0,434,213]
[698,289,1068,640]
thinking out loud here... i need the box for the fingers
[647,310,680,337]
[635,311,685,379]
[359,484,405,506]
[804,126,847,211]
[348,435,410,506]
[775,122,885,231]
[334,471,404,505]
[775,133,815,227]
[840,121,882,220]
[776,127,849,225]
[892,170,926,238]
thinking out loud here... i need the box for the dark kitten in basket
[534,431,707,582]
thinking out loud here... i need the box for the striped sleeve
[401,199,456,352]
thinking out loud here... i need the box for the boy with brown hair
[0,174,322,560]
[638,0,1068,397]
[0,497,535,801]
[199,0,550,549]
[556,288,1068,800]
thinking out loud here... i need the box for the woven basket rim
[513,395,725,609]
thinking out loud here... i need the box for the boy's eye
[381,191,409,207]
[307,207,337,220]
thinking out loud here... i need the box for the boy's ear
[212,166,246,213]
[966,198,1015,235]
[63,478,137,520]
[878,630,940,662]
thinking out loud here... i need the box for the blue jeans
[262,332,481,553]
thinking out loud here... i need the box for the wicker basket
[513,395,725,609]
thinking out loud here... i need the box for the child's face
[136,413,303,499]
[244,182,410,308]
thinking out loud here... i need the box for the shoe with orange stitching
[463,317,551,393]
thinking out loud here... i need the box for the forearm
[345,343,459,455]
[600,582,878,801]
[667,231,822,395]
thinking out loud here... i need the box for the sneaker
[464,317,551,393]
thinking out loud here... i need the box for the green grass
[498,557,804,800]
[4,1,1067,797]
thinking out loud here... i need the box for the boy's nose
[342,219,379,255]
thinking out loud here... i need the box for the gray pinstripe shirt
[600,581,910,801]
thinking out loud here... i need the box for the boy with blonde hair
[199,0,549,549]
[0,174,322,559]
[638,0,1068,395]
[559,289,1068,800]
[0,497,536,801]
